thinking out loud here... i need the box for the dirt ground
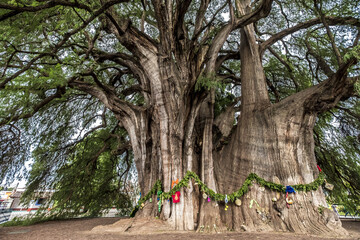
[0,217,359,240]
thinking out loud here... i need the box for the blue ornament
[285,186,296,193]
[225,194,228,204]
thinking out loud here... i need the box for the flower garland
[130,170,325,217]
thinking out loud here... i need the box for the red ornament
[317,165,322,172]
[172,191,181,203]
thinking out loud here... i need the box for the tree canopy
[0,0,359,217]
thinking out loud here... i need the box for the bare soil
[0,217,359,240]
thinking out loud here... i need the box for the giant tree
[0,0,359,235]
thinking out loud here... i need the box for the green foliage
[315,99,360,214]
[214,90,235,118]
[21,128,134,219]
[195,73,225,92]
[344,45,360,62]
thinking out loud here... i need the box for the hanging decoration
[202,193,208,200]
[285,186,296,208]
[317,165,322,172]
[325,183,334,191]
[172,191,181,203]
[235,198,242,206]
[224,194,229,210]
[285,186,296,194]
[130,170,325,217]
[207,197,211,202]
[172,179,179,188]
[158,198,162,213]
[249,199,260,209]
[285,196,294,205]
[170,178,181,203]
[324,180,334,191]
[157,190,162,201]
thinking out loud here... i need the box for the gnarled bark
[4,0,357,235]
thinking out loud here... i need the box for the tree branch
[233,0,274,29]
[215,51,240,71]
[259,16,360,55]
[277,57,358,114]
[0,86,66,126]
[68,77,144,119]
[267,46,300,90]
[173,0,192,41]
[193,0,211,38]
[1,0,128,89]
[304,38,334,77]
[150,0,173,51]
[192,1,227,43]
[0,0,94,21]
[203,0,274,73]
[314,2,343,65]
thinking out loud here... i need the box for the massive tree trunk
[122,29,348,236]
[213,22,345,234]
[67,0,357,235]
[1,0,359,235]
[127,24,350,238]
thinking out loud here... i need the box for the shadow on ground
[0,217,359,240]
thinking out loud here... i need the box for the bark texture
[1,0,359,235]
[67,0,357,235]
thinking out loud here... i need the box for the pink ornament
[207,197,211,202]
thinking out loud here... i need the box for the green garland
[130,171,325,217]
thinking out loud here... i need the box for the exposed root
[91,217,175,234]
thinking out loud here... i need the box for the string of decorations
[130,170,325,217]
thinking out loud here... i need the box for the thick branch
[204,0,273,72]
[215,51,240,71]
[68,78,144,118]
[277,57,358,114]
[150,0,173,52]
[92,50,151,97]
[260,16,360,54]
[0,0,93,21]
[103,10,158,60]
[191,2,227,43]
[173,0,192,41]
[233,0,274,29]
[193,0,211,38]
